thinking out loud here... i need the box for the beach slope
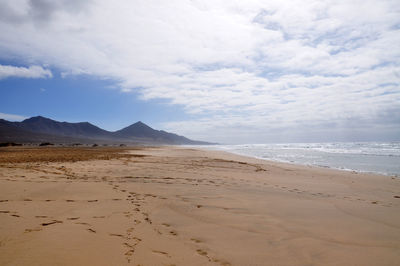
[0,146,399,265]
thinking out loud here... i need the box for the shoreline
[193,144,400,177]
[187,146,395,180]
[220,150,397,177]
[0,146,399,265]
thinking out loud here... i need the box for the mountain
[0,119,40,141]
[13,116,112,139]
[0,119,95,144]
[0,116,212,145]
[115,121,162,139]
[115,121,209,144]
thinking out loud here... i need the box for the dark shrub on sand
[0,142,22,147]
[39,142,54,146]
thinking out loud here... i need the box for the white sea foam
[198,142,400,176]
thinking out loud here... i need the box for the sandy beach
[0,146,399,266]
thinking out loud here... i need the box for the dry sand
[0,146,399,266]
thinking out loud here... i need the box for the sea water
[200,142,400,176]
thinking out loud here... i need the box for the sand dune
[0,146,399,265]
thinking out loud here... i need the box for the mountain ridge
[0,116,213,145]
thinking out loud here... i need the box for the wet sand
[0,146,399,265]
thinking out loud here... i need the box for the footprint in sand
[126,227,135,236]
[196,249,208,257]
[124,212,133,218]
[109,233,124,238]
[213,258,232,266]
[75,222,90,226]
[132,236,142,242]
[152,250,171,258]
[42,220,63,226]
[35,215,48,218]
[191,238,202,243]
[67,217,80,220]
[123,242,135,249]
[87,200,98,202]
[124,249,134,263]
[196,249,230,265]
[25,228,42,233]
[123,239,142,263]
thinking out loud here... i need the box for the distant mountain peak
[23,115,50,122]
[132,121,149,127]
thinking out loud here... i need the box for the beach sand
[0,146,399,265]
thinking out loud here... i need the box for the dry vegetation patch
[0,146,145,163]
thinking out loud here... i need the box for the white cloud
[0,64,52,79]
[0,112,27,121]
[0,0,399,142]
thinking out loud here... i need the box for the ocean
[200,142,400,176]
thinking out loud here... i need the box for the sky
[0,0,399,144]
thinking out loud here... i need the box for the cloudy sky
[0,0,399,143]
